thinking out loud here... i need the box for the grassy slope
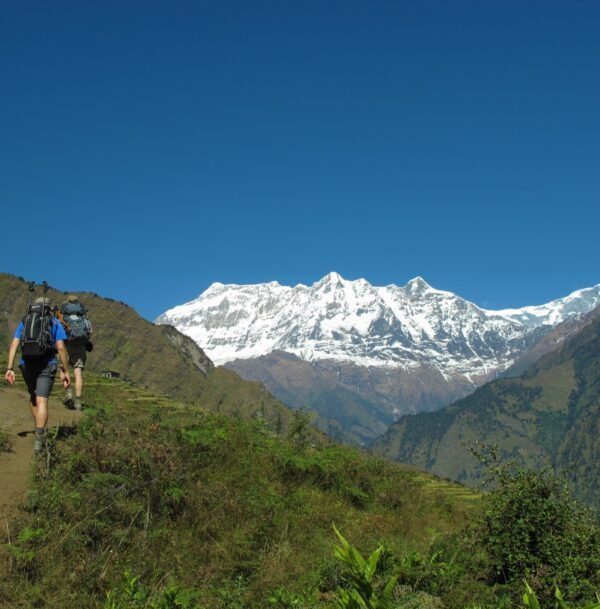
[0,273,306,436]
[0,375,479,608]
[373,312,600,506]
[0,273,212,400]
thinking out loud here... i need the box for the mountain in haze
[372,303,600,506]
[156,273,600,444]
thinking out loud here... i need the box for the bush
[472,447,599,603]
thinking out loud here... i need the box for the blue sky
[1,1,599,319]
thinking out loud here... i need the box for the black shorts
[66,337,87,369]
[20,360,58,401]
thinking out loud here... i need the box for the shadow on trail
[17,425,78,440]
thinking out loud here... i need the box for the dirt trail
[0,386,81,523]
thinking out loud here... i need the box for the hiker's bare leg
[74,367,84,398]
[30,396,49,430]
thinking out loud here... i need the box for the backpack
[61,301,91,339]
[21,302,55,359]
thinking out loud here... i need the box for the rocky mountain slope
[156,273,600,444]
[372,304,600,506]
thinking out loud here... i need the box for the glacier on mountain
[155,273,600,378]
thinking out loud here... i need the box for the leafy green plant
[6,527,45,567]
[330,525,397,609]
[178,423,228,449]
[268,587,314,608]
[396,548,463,596]
[103,569,201,609]
[522,580,600,609]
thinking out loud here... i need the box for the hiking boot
[33,434,45,454]
[63,388,74,409]
[73,397,82,411]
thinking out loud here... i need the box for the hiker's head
[66,294,79,303]
[34,297,52,307]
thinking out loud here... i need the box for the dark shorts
[20,360,58,401]
[66,337,87,369]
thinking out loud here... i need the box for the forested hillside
[373,305,600,506]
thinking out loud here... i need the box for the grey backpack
[61,301,91,339]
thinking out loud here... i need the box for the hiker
[5,294,71,454]
[59,294,93,411]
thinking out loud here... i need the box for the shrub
[472,447,599,603]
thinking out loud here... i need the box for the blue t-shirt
[14,318,67,366]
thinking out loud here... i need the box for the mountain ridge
[372,303,600,506]
[156,273,600,375]
[156,274,600,444]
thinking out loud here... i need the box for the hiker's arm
[56,340,71,388]
[5,338,19,385]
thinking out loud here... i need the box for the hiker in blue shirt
[5,297,71,453]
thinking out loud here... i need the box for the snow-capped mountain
[155,273,600,378]
[156,274,600,445]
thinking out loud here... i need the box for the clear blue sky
[1,1,599,319]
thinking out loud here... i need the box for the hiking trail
[0,386,81,524]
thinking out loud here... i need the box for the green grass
[0,375,479,609]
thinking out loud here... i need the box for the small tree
[471,445,600,603]
[287,408,313,449]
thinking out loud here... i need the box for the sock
[35,427,45,436]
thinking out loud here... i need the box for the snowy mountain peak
[405,275,429,288]
[156,275,600,376]
[403,276,434,296]
[321,271,344,282]
[315,271,346,289]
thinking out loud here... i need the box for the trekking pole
[39,281,49,349]
[26,281,35,310]
[24,282,35,340]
